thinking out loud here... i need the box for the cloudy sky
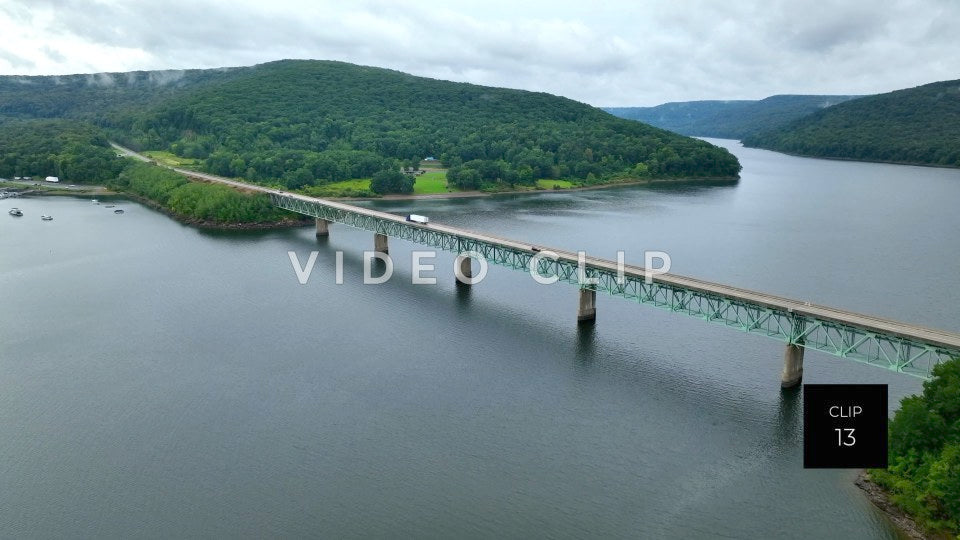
[1,0,958,106]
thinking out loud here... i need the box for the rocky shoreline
[855,471,940,540]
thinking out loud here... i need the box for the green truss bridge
[110,143,960,387]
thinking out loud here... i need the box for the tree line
[110,162,294,224]
[0,119,124,181]
[870,359,960,535]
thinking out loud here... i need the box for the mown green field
[300,178,373,197]
[299,171,451,197]
[536,179,574,189]
[142,151,201,168]
[413,171,449,194]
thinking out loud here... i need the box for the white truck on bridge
[407,214,429,224]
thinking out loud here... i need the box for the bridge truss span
[271,192,959,379]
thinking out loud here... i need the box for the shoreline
[855,471,939,540]
[10,184,311,231]
[112,190,313,230]
[13,174,737,230]
[341,175,739,202]
[1,181,115,197]
[740,143,960,170]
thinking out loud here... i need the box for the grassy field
[413,171,450,194]
[300,178,373,197]
[300,171,451,197]
[536,179,574,189]
[142,151,201,168]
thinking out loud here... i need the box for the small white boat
[114,209,124,214]
[91,199,99,204]
[41,215,53,221]
[8,208,22,216]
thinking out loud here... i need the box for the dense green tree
[0,119,124,182]
[369,169,413,194]
[888,396,947,458]
[446,166,482,190]
[927,443,960,520]
[111,161,294,223]
[871,358,960,535]
[923,358,960,426]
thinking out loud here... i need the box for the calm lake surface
[2,139,959,538]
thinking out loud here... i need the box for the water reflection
[573,320,597,373]
[454,280,472,309]
[775,384,803,446]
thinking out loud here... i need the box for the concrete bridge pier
[374,233,389,254]
[315,218,330,237]
[577,288,596,323]
[455,254,473,285]
[781,343,804,388]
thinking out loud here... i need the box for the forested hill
[0,60,740,189]
[742,80,960,167]
[109,60,740,186]
[605,95,859,139]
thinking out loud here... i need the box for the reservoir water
[2,139,958,538]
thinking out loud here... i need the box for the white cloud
[1,0,959,105]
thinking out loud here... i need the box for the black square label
[803,384,888,468]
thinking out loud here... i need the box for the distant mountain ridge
[0,68,243,122]
[605,94,860,139]
[742,80,960,167]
